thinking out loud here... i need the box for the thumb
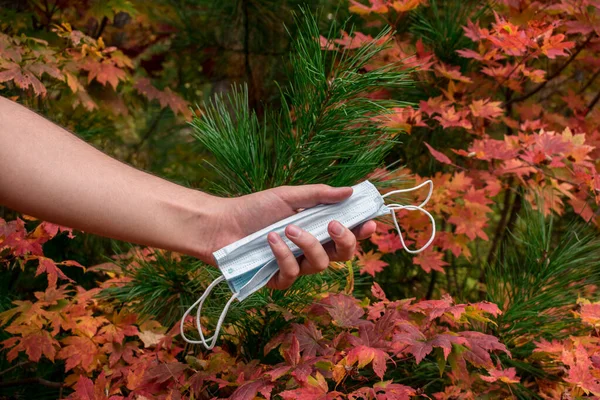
[273,184,353,209]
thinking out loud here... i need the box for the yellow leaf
[344,261,354,294]
[138,330,166,348]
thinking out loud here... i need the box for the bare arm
[0,96,376,288]
[0,95,217,261]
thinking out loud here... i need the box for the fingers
[324,221,357,261]
[353,220,377,240]
[273,184,352,210]
[322,220,377,261]
[266,220,378,290]
[285,224,329,275]
[266,232,299,290]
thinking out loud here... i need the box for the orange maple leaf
[357,250,389,276]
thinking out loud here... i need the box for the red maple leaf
[469,99,503,119]
[433,106,473,130]
[435,64,473,83]
[134,78,191,118]
[575,301,600,328]
[0,63,46,96]
[58,335,102,372]
[348,0,388,15]
[35,257,72,288]
[413,249,448,273]
[460,331,510,368]
[371,282,388,301]
[394,321,466,363]
[346,322,392,379]
[448,206,490,241]
[292,321,327,358]
[98,311,139,344]
[562,344,600,396]
[480,367,520,384]
[322,294,367,328]
[104,341,139,367]
[369,230,405,254]
[280,372,341,400]
[3,329,59,362]
[425,142,455,166]
[230,378,275,400]
[540,33,575,59]
[70,373,124,400]
[533,338,565,354]
[357,250,389,276]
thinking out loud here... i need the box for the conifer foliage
[2,1,600,399]
[190,10,413,195]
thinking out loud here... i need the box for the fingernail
[268,233,280,245]
[286,224,302,238]
[330,221,344,236]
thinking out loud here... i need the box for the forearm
[0,96,220,263]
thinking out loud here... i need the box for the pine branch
[190,9,414,196]
[487,207,600,360]
[109,11,415,355]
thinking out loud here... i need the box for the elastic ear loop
[381,180,436,254]
[180,275,238,350]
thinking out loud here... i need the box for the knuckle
[282,268,299,281]
[304,236,321,251]
[277,249,295,264]
[317,259,330,271]
[336,231,356,250]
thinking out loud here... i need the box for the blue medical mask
[180,180,435,349]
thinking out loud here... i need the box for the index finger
[272,184,353,209]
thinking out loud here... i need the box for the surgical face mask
[180,180,435,349]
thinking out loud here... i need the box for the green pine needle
[487,206,600,360]
[190,8,414,195]
[104,10,415,357]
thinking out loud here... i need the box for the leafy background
[2,1,600,399]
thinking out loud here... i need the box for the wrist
[173,188,229,264]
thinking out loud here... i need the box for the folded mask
[180,179,435,349]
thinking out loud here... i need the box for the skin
[0,96,376,290]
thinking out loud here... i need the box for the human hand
[206,184,376,290]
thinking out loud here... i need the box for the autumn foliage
[2,0,600,399]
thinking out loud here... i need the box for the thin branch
[485,178,514,273]
[242,0,255,110]
[504,33,596,107]
[426,270,437,299]
[0,377,64,388]
[585,90,600,117]
[127,107,167,162]
[94,16,109,39]
[0,361,33,376]
[578,68,600,94]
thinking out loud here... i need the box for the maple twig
[585,90,600,117]
[0,361,33,376]
[504,193,522,245]
[484,178,515,276]
[94,16,109,39]
[212,44,287,57]
[127,107,168,162]
[242,0,256,110]
[495,51,536,90]
[578,68,600,94]
[504,32,596,107]
[426,270,437,299]
[0,377,64,388]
